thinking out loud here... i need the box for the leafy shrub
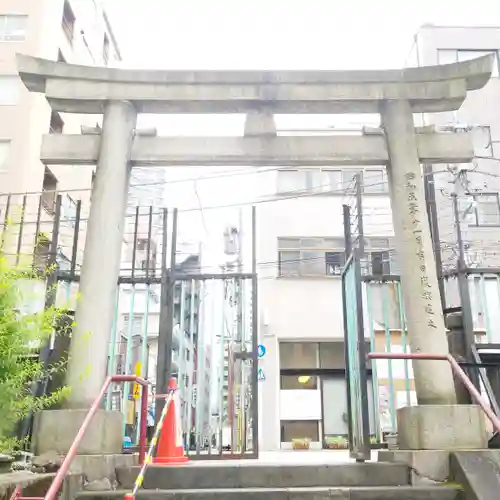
[0,253,70,452]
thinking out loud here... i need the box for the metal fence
[360,270,500,438]
[1,192,259,458]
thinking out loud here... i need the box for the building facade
[0,0,120,195]
[0,0,120,283]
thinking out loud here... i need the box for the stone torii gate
[16,53,493,454]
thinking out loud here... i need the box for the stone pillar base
[33,409,123,455]
[397,405,488,450]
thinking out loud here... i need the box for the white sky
[102,0,500,264]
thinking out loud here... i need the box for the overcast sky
[103,0,500,69]
[100,0,500,264]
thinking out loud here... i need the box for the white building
[256,179,397,450]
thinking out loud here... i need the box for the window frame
[277,237,345,278]
[277,236,396,278]
[0,15,28,42]
[0,140,11,173]
[437,48,500,77]
[277,168,388,195]
[62,0,76,45]
[471,193,500,227]
[0,76,21,106]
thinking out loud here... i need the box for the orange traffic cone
[154,379,189,464]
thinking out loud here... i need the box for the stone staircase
[75,462,463,500]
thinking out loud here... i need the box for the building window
[277,168,388,195]
[325,251,345,276]
[280,342,318,370]
[280,375,318,390]
[342,169,362,189]
[277,169,342,194]
[49,111,64,134]
[0,140,10,173]
[369,251,391,275]
[281,420,319,442]
[364,169,388,193]
[0,15,27,42]
[472,193,500,226]
[278,237,345,277]
[437,49,500,77]
[472,125,493,158]
[0,76,21,105]
[62,0,76,44]
[103,33,110,66]
[42,167,58,215]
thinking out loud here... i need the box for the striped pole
[125,389,175,500]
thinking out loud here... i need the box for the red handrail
[368,352,500,435]
[13,374,149,500]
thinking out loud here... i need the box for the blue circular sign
[257,344,266,358]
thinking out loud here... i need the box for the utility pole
[452,191,480,394]
[423,164,446,311]
[354,172,365,255]
[233,208,244,451]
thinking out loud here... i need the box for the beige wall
[0,0,120,196]
[0,0,121,278]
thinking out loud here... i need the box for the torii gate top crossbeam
[16,54,493,114]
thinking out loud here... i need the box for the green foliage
[0,253,70,452]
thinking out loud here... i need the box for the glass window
[278,250,301,277]
[301,250,325,275]
[325,251,344,276]
[0,76,21,105]
[364,169,388,193]
[472,126,493,157]
[370,251,391,275]
[323,169,342,192]
[0,15,27,42]
[309,169,342,193]
[277,170,307,193]
[123,314,144,335]
[280,342,318,370]
[319,342,345,369]
[281,420,319,442]
[457,50,499,77]
[437,49,458,65]
[474,194,500,226]
[342,169,362,188]
[62,0,76,44]
[0,140,10,173]
[280,375,318,390]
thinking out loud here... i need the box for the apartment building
[0,0,120,281]
[0,0,120,193]
[407,25,500,337]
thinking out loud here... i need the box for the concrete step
[76,486,461,500]
[117,463,411,490]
